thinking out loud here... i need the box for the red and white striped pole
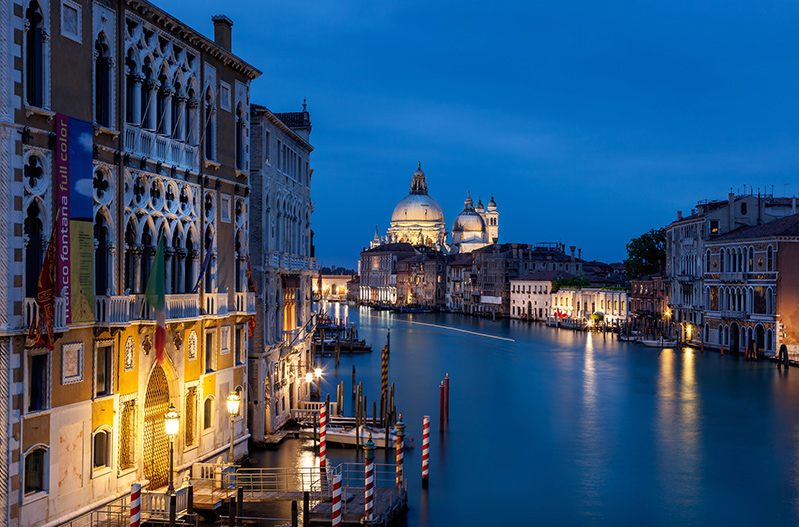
[422,415,430,486]
[130,483,141,527]
[319,403,327,467]
[364,434,376,522]
[395,414,405,487]
[331,474,342,527]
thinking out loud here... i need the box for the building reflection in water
[656,347,701,519]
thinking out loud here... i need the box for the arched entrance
[730,323,740,354]
[756,325,765,354]
[143,365,171,489]
[527,301,532,320]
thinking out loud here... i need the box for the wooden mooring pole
[303,491,310,527]
[444,373,450,422]
[352,365,357,397]
[291,500,298,527]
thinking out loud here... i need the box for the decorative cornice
[123,0,262,80]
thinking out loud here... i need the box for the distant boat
[641,338,679,348]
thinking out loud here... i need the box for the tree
[551,277,591,293]
[625,227,666,279]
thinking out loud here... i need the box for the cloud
[78,132,93,154]
[74,177,93,198]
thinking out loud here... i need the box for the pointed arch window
[25,1,44,107]
[94,37,112,127]
[204,88,216,160]
[235,104,244,169]
[24,201,44,298]
[767,245,774,272]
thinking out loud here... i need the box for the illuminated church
[372,163,498,254]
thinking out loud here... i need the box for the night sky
[168,0,799,268]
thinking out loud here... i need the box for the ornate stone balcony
[124,126,199,172]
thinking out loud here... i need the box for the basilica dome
[391,194,445,223]
[452,209,485,232]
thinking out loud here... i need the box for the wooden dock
[309,487,406,526]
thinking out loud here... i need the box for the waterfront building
[358,243,417,304]
[396,250,446,307]
[0,4,259,523]
[510,270,574,320]
[665,192,797,343]
[630,276,669,336]
[702,213,799,356]
[551,287,630,327]
[313,274,354,301]
[450,192,496,253]
[346,276,360,303]
[468,243,584,316]
[249,104,316,438]
[445,254,473,312]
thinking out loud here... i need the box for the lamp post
[164,404,180,495]
[226,391,241,464]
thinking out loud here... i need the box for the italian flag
[145,237,166,365]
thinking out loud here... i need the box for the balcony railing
[265,252,318,272]
[95,295,130,324]
[124,126,199,172]
[234,292,255,313]
[204,292,229,316]
[719,272,748,283]
[166,293,200,319]
[282,328,302,347]
[24,297,68,332]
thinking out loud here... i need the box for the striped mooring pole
[381,345,389,398]
[364,434,376,523]
[444,374,449,422]
[395,414,405,487]
[130,483,141,527]
[319,402,327,467]
[331,474,342,527]
[422,415,430,485]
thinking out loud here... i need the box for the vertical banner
[56,114,95,324]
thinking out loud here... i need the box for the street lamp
[305,372,313,383]
[226,391,241,464]
[164,404,180,495]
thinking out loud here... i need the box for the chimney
[578,248,582,260]
[570,246,576,261]
[677,210,682,220]
[212,15,233,52]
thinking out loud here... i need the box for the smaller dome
[452,209,485,233]
[487,195,497,211]
[475,198,484,213]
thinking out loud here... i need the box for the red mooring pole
[331,474,342,527]
[444,373,450,422]
[439,381,444,429]
[364,435,375,523]
[395,414,405,487]
[422,415,430,485]
[319,403,327,467]
[130,483,141,527]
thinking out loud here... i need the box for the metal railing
[236,467,329,498]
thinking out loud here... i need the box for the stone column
[164,248,174,295]
[175,95,187,142]
[132,245,144,294]
[146,245,157,290]
[176,248,187,294]
[145,79,158,130]
[189,249,199,293]
[162,87,175,137]
[107,241,116,295]
[131,73,144,125]
[187,98,199,144]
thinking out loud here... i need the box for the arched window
[94,211,110,295]
[706,250,711,273]
[24,200,44,298]
[24,446,47,495]
[204,88,215,160]
[92,428,111,469]
[141,59,154,128]
[204,226,214,294]
[156,72,168,135]
[94,37,112,127]
[125,49,138,124]
[172,81,182,137]
[203,396,214,430]
[235,104,243,169]
[748,246,754,272]
[185,88,195,143]
[25,1,44,107]
[767,245,774,272]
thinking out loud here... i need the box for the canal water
[251,303,799,526]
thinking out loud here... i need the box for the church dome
[390,163,445,224]
[452,209,485,233]
[391,194,445,223]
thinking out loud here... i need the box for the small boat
[299,425,414,449]
[640,338,679,348]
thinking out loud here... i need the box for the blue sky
[168,0,799,267]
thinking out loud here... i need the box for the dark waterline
[250,304,799,526]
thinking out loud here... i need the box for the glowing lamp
[164,404,180,439]
[305,372,313,383]
[314,367,322,378]
[226,391,241,417]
